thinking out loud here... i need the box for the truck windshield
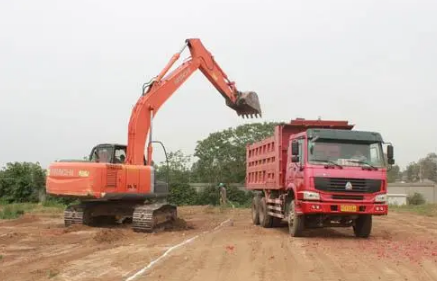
[307,140,385,168]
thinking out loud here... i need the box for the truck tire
[353,215,372,238]
[259,197,273,228]
[288,199,304,237]
[252,195,261,225]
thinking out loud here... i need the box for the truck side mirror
[291,141,299,155]
[387,144,394,164]
[291,155,300,163]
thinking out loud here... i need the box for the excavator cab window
[90,147,113,163]
[89,145,127,164]
[89,144,147,165]
[114,147,127,164]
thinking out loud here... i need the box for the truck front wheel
[252,195,261,225]
[353,215,372,238]
[288,199,304,237]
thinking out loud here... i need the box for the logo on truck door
[345,181,353,190]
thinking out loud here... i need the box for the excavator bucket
[229,91,262,118]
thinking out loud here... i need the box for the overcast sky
[1,0,436,170]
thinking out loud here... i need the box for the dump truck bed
[245,119,354,190]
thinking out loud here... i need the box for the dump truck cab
[288,128,393,214]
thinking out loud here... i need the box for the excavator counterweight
[45,38,262,232]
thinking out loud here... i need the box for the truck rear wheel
[353,215,372,238]
[251,195,261,225]
[259,197,273,228]
[288,199,304,237]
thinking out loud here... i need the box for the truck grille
[332,195,364,200]
[314,177,381,193]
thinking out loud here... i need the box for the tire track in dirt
[293,216,437,281]
[139,212,437,281]
[0,206,233,281]
[2,207,437,281]
[142,220,313,281]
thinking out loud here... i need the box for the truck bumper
[298,201,388,216]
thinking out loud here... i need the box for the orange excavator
[45,38,262,232]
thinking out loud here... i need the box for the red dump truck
[245,118,394,238]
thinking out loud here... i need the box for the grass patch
[0,201,66,220]
[389,204,437,217]
[42,200,67,209]
[0,203,38,219]
[227,200,251,209]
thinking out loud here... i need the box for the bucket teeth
[232,91,262,118]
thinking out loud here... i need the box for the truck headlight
[375,194,387,202]
[302,191,320,201]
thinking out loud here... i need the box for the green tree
[154,150,198,205]
[155,150,192,183]
[418,153,437,182]
[191,122,278,184]
[404,152,437,183]
[387,164,400,183]
[0,162,46,203]
[405,162,420,182]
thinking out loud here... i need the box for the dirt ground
[1,206,437,281]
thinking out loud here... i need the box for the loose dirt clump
[62,224,90,233]
[0,231,24,244]
[92,228,126,243]
[163,218,195,231]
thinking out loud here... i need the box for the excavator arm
[126,38,262,165]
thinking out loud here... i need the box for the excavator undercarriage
[64,200,177,232]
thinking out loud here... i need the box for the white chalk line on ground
[124,218,232,281]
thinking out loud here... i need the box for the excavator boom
[127,38,262,165]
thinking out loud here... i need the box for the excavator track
[132,202,177,232]
[64,204,93,227]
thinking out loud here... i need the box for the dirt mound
[163,218,195,231]
[93,229,126,243]
[62,224,90,233]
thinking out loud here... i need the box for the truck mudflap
[298,201,387,215]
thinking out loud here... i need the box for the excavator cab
[89,144,147,165]
[89,144,125,164]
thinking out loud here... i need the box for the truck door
[289,137,305,191]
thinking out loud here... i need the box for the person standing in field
[218,183,227,206]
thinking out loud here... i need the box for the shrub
[196,185,220,206]
[43,195,78,206]
[168,183,198,206]
[407,192,426,205]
